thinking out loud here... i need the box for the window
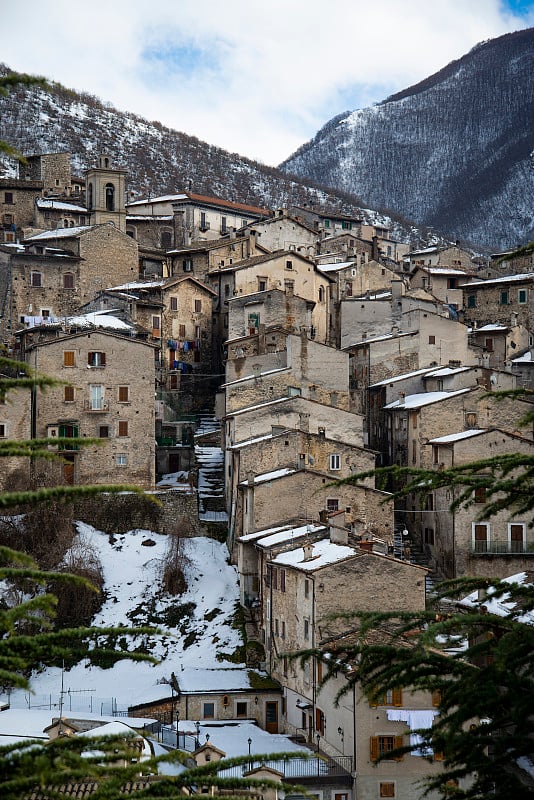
[304,619,309,640]
[258,278,267,292]
[318,286,324,302]
[284,279,294,292]
[161,230,172,248]
[63,350,75,367]
[118,386,129,403]
[500,290,509,305]
[474,486,487,504]
[465,411,477,428]
[447,278,457,289]
[370,735,404,762]
[315,707,325,735]
[326,498,339,512]
[4,192,14,204]
[304,579,310,598]
[428,335,436,344]
[283,656,288,676]
[152,316,161,336]
[170,296,178,311]
[424,528,435,545]
[329,453,341,471]
[341,221,352,230]
[281,620,285,639]
[64,385,75,402]
[379,783,396,798]
[317,658,323,683]
[116,454,127,466]
[221,216,227,234]
[30,272,42,287]
[467,294,476,308]
[63,272,74,289]
[183,259,193,272]
[194,299,202,313]
[118,420,129,437]
[90,385,104,411]
[178,324,186,338]
[0,423,6,438]
[472,522,490,553]
[88,352,106,367]
[371,688,403,707]
[274,618,279,636]
[105,183,115,211]
[485,337,494,352]
[509,523,526,552]
[518,288,527,304]
[200,211,208,231]
[285,260,293,270]
[280,569,286,593]
[236,701,248,718]
[98,425,110,438]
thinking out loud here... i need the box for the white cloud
[2,0,532,164]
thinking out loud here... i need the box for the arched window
[105,183,115,211]
[318,286,324,302]
[161,229,172,249]
[88,183,93,210]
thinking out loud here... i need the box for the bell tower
[85,154,127,232]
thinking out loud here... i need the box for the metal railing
[470,542,534,555]
[219,755,353,780]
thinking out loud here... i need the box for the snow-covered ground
[6,524,243,714]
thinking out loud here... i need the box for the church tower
[85,155,127,232]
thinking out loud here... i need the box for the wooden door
[265,701,278,734]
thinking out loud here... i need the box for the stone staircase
[194,413,228,525]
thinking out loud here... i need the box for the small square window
[99,425,110,438]
[236,701,248,718]
[64,385,75,402]
[380,783,396,798]
[429,335,436,344]
[326,498,339,512]
[203,702,215,719]
[285,260,293,270]
[31,272,42,287]
[0,423,6,437]
[4,192,14,204]
[467,294,476,308]
[116,453,127,466]
[88,352,106,367]
[500,291,509,305]
[63,273,75,289]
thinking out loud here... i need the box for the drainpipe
[353,681,358,798]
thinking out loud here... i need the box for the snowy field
[6,524,243,714]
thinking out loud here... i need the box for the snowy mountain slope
[0,66,409,241]
[8,525,245,713]
[280,28,534,250]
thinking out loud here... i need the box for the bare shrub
[162,535,189,596]
[50,535,105,628]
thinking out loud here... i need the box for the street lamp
[176,709,180,749]
[195,721,200,748]
[248,736,252,768]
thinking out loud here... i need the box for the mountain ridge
[279,28,534,250]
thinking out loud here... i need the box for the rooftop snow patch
[384,388,472,410]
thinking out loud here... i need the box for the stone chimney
[302,541,315,561]
[398,392,406,406]
[329,515,348,545]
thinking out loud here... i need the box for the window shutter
[393,736,404,761]
[101,352,106,367]
[370,736,379,762]
[392,688,403,707]
[433,750,444,761]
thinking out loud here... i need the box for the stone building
[20,151,74,197]
[467,322,531,370]
[409,265,477,309]
[223,332,351,415]
[34,198,89,231]
[405,244,475,273]
[226,290,315,344]
[234,467,393,543]
[168,230,265,284]
[22,328,157,486]
[85,155,127,233]
[462,272,534,330]
[246,208,318,256]
[423,428,534,578]
[0,178,43,242]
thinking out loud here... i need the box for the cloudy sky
[2,0,533,165]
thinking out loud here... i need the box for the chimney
[302,541,315,561]
[398,392,406,406]
[247,472,255,486]
[252,364,262,379]
[319,508,329,524]
[329,515,348,545]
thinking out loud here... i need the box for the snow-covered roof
[127,194,188,206]
[369,367,436,388]
[459,572,534,624]
[463,272,534,287]
[429,429,486,444]
[222,366,289,388]
[424,366,471,377]
[344,331,415,348]
[512,351,533,364]
[66,310,133,331]
[272,538,357,572]
[226,396,292,418]
[253,523,326,549]
[352,290,392,300]
[409,246,439,256]
[230,433,276,449]
[107,280,165,291]
[36,198,87,213]
[384,388,472,410]
[239,467,297,486]
[416,267,469,276]
[0,709,156,745]
[126,214,174,221]
[472,323,509,332]
[176,668,260,694]
[317,261,356,273]
[25,225,93,240]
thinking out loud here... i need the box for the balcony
[83,399,110,412]
[470,542,533,556]
[199,221,210,232]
